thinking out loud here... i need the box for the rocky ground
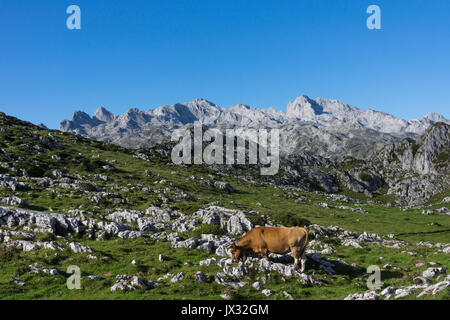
[1,204,449,299]
[0,112,448,299]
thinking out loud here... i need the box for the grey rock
[342,239,362,248]
[158,254,167,262]
[110,275,156,292]
[171,272,185,283]
[261,289,272,296]
[193,206,254,236]
[195,271,206,283]
[344,290,379,300]
[117,230,144,239]
[413,276,431,284]
[69,242,93,253]
[283,291,294,300]
[252,281,263,291]
[0,196,27,206]
[214,182,234,192]
[422,210,435,215]
[10,278,27,286]
[28,263,59,276]
[422,267,446,278]
[417,276,450,297]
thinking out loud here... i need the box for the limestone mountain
[60,95,448,160]
[375,122,449,175]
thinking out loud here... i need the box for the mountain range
[60,95,449,160]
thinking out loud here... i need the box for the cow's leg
[291,247,301,269]
[293,257,299,268]
[291,246,307,272]
[260,247,269,260]
[300,252,307,273]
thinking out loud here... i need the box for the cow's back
[259,226,307,254]
[237,226,308,255]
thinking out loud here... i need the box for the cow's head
[229,242,244,261]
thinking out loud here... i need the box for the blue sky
[0,0,449,129]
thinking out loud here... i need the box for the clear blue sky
[1,0,449,129]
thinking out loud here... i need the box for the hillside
[0,112,449,300]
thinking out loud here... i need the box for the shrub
[35,232,56,242]
[188,224,224,238]
[249,215,266,226]
[273,212,310,227]
[0,246,21,263]
[26,165,46,177]
[358,172,372,182]
[81,182,98,192]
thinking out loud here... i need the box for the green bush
[35,232,56,242]
[188,224,224,238]
[0,246,21,263]
[358,172,372,182]
[80,159,107,172]
[26,166,46,177]
[81,182,98,192]
[273,212,310,227]
[249,215,266,226]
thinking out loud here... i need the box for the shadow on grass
[380,270,404,280]
[268,254,405,282]
[19,204,48,212]
[396,229,450,236]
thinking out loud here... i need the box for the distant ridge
[59,94,449,160]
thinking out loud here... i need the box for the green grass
[1,237,448,300]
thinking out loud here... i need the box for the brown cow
[229,226,308,272]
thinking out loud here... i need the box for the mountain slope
[1,111,449,300]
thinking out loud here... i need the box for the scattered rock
[171,272,185,283]
[0,196,27,206]
[10,278,26,286]
[110,275,157,292]
[214,182,234,193]
[344,290,379,300]
[261,289,273,296]
[195,271,206,283]
[413,276,431,284]
[422,210,435,215]
[422,267,446,278]
[69,242,93,254]
[158,254,167,262]
[283,291,294,300]
[252,281,263,291]
[28,263,59,276]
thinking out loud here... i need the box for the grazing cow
[229,226,308,272]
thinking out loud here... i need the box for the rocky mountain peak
[59,94,449,159]
[72,111,92,122]
[286,95,322,120]
[424,112,445,122]
[93,107,116,123]
[189,98,216,105]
